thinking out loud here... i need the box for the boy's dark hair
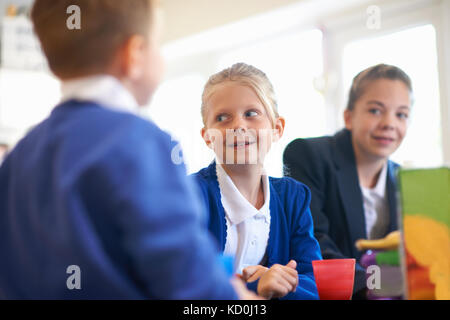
[31,0,157,79]
[346,64,413,111]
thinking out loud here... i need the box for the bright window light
[144,74,210,174]
[342,24,443,168]
[0,69,60,139]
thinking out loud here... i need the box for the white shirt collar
[60,75,139,114]
[362,161,388,198]
[216,162,270,225]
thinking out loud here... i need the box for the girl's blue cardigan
[191,162,323,300]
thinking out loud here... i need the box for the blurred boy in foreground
[0,0,255,299]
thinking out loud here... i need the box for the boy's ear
[343,109,353,130]
[120,35,146,79]
[272,117,285,142]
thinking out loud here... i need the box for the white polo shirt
[216,163,271,275]
[361,162,390,239]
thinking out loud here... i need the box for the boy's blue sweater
[0,100,237,299]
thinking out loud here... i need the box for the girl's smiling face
[201,81,284,165]
[344,78,411,161]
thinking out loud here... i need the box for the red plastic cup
[312,259,356,300]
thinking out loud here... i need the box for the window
[0,69,60,140]
[144,74,209,174]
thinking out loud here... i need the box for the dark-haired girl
[283,64,413,299]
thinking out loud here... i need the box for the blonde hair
[201,63,279,126]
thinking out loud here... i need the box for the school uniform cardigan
[191,162,323,300]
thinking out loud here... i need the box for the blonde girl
[191,63,322,300]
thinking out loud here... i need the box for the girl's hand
[241,265,269,283]
[230,276,265,300]
[256,260,298,299]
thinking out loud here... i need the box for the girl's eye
[245,110,258,117]
[216,114,229,122]
[369,108,381,115]
[397,112,409,120]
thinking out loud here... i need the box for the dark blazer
[283,129,399,295]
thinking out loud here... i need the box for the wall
[160,0,305,43]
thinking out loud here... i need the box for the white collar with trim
[216,162,270,225]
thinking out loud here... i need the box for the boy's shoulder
[44,99,170,144]
[58,99,159,128]
[14,99,172,166]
